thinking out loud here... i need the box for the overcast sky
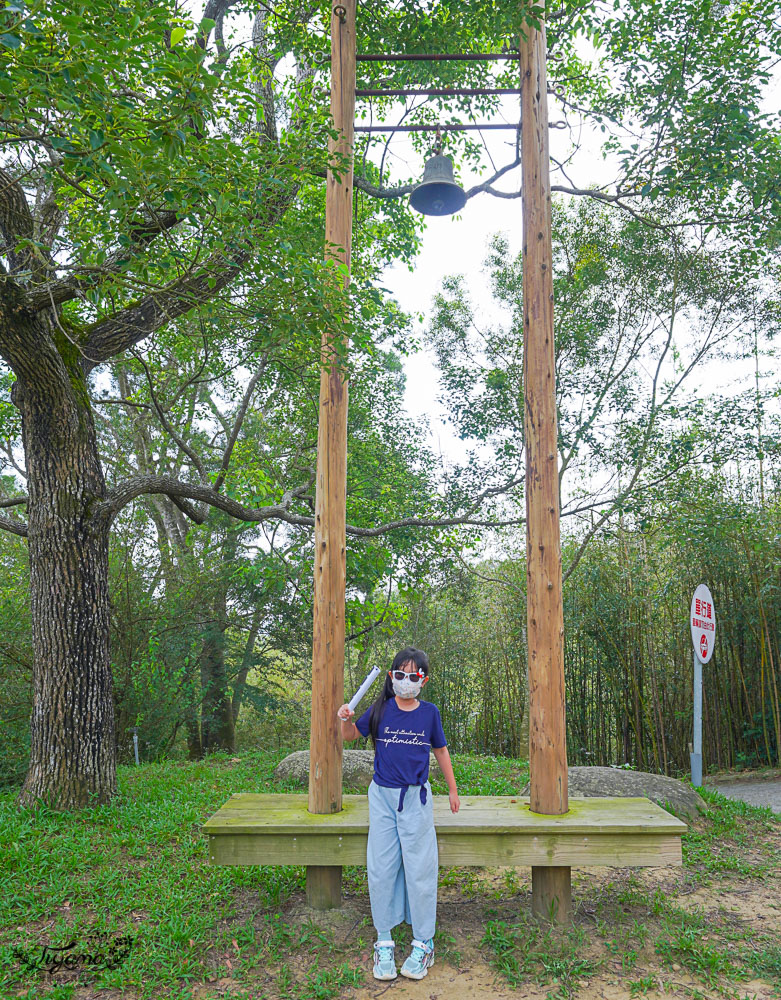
[381,99,630,464]
[378,69,781,469]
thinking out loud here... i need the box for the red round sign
[690,584,716,665]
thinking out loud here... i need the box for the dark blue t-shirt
[355,698,447,789]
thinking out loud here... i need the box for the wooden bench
[203,793,685,868]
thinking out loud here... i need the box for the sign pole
[691,652,703,787]
[307,0,356,911]
[689,583,715,790]
[520,7,572,924]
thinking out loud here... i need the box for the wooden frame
[202,0,687,923]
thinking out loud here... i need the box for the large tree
[1,0,779,809]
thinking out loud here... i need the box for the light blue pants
[367,779,438,941]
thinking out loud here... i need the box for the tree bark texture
[11,313,117,810]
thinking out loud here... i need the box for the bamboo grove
[378,471,781,775]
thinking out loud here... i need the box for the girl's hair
[367,646,430,748]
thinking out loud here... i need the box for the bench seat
[203,794,685,868]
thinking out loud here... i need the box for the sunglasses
[390,669,425,682]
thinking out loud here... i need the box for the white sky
[379,68,781,467]
[381,101,628,464]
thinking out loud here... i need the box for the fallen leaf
[232,939,239,951]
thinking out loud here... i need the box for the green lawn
[1,751,778,1000]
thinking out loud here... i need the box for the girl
[337,646,459,982]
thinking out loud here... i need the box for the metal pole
[690,652,703,786]
[356,87,523,97]
[355,52,519,62]
[355,122,522,133]
[131,727,139,766]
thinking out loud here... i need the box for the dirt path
[710,777,781,813]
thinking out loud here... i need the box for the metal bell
[409,153,467,217]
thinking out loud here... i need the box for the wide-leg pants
[366,779,438,941]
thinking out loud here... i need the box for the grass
[1,748,778,1000]
[682,785,779,883]
[481,915,598,998]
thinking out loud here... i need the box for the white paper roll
[347,665,381,712]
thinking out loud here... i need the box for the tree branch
[130,347,209,483]
[80,247,252,370]
[25,210,180,312]
[79,179,298,370]
[97,473,526,535]
[212,359,268,492]
[0,514,28,537]
[0,167,33,272]
[352,156,668,228]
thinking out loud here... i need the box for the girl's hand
[337,704,354,721]
[449,791,460,814]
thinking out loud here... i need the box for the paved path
[710,778,781,813]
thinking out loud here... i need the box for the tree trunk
[199,529,236,753]
[14,321,117,810]
[184,703,203,760]
[232,607,262,725]
[199,620,235,753]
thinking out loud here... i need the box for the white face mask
[392,674,424,699]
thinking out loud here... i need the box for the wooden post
[307,0,356,911]
[520,10,572,924]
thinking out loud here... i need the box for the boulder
[521,765,705,820]
[274,749,442,789]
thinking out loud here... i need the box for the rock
[521,766,705,820]
[274,749,442,789]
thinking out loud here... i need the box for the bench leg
[306,865,342,909]
[532,866,571,924]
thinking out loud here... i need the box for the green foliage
[587,0,781,248]
[2,0,781,816]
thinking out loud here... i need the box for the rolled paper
[346,665,381,713]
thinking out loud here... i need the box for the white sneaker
[373,939,397,980]
[400,938,435,979]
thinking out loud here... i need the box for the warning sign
[690,584,716,665]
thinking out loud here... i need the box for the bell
[409,153,467,217]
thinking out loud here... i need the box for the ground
[709,770,781,813]
[1,752,779,1000]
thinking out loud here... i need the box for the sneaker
[372,940,397,980]
[400,938,435,980]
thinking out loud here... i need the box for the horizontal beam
[208,831,682,868]
[355,122,521,133]
[356,53,519,62]
[357,88,522,97]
